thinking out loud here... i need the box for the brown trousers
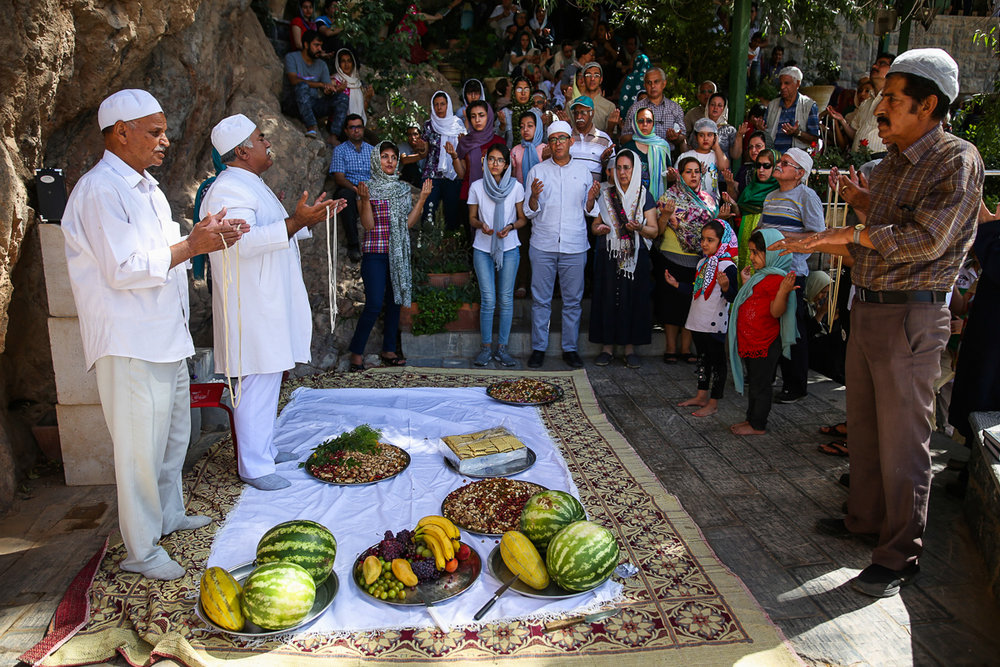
[844,301,950,570]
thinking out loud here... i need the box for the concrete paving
[2,350,998,666]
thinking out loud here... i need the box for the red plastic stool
[190,382,238,460]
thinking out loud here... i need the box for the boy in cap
[62,89,248,580]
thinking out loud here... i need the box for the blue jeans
[329,91,350,137]
[349,253,401,355]
[473,247,520,346]
[294,83,339,130]
[423,177,463,230]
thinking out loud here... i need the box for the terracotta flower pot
[427,271,471,288]
[445,303,480,332]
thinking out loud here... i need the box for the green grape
[388,590,397,599]
[379,591,387,600]
[398,590,407,600]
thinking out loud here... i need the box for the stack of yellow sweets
[443,427,529,475]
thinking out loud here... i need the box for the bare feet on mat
[730,421,749,433]
[678,397,708,407]
[692,404,718,417]
[731,423,766,435]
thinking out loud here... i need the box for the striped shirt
[851,125,984,292]
[760,184,825,276]
[569,126,612,176]
[362,199,392,254]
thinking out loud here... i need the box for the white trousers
[95,356,190,571]
[231,372,283,479]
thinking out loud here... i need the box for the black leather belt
[856,288,947,304]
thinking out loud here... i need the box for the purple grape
[379,538,405,560]
[411,558,440,583]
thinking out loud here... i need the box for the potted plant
[401,204,480,334]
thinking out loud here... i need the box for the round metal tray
[305,443,411,486]
[441,479,546,537]
[485,380,564,406]
[444,447,537,479]
[486,545,612,599]
[195,561,338,637]
[351,541,481,606]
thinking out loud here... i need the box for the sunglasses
[755,162,773,169]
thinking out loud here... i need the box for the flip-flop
[819,422,848,437]
[663,352,680,364]
[817,441,849,457]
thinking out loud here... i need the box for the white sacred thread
[218,231,243,408]
[325,202,339,332]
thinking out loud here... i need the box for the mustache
[876,117,890,127]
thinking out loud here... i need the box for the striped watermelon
[240,562,316,630]
[519,490,586,551]
[545,521,619,592]
[256,520,337,584]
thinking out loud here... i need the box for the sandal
[349,363,367,373]
[663,352,679,364]
[683,353,699,364]
[380,354,407,367]
[819,422,848,437]
[817,441,849,457]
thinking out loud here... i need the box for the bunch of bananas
[414,515,461,571]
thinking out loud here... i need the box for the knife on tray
[543,608,621,632]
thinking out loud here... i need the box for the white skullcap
[547,120,572,138]
[888,48,959,106]
[784,148,813,184]
[778,66,803,83]
[98,89,163,130]
[693,118,718,134]
[211,114,257,156]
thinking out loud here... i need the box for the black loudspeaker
[34,168,67,223]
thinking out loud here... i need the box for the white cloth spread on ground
[208,386,622,633]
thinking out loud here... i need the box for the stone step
[403,326,667,359]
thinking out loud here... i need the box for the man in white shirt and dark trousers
[203,114,346,491]
[524,120,601,369]
[61,90,248,580]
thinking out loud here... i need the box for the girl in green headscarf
[727,228,799,435]
[728,148,779,278]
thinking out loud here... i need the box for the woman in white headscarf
[333,48,374,126]
[588,149,660,369]
[420,91,467,229]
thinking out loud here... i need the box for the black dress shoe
[527,350,545,368]
[775,389,807,403]
[815,518,877,544]
[562,351,584,368]
[347,247,362,262]
[851,562,920,598]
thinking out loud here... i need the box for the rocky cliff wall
[0,0,336,511]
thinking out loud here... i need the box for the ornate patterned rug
[30,368,800,666]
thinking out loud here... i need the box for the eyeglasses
[755,162,773,169]
[583,73,601,79]
[637,117,654,125]
[486,157,507,165]
[778,158,803,170]
[346,124,364,130]
[548,135,570,144]
[515,86,531,93]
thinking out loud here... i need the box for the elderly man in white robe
[62,89,248,580]
[202,114,346,491]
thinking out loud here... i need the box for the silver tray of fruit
[351,530,481,607]
[486,546,612,599]
[195,561,339,637]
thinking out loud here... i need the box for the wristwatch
[853,223,866,244]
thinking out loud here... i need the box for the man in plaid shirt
[781,48,984,599]
[329,114,374,261]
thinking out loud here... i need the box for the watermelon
[200,566,245,631]
[256,520,337,584]
[240,562,316,630]
[519,490,586,551]
[545,520,619,592]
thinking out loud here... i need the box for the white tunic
[62,150,194,369]
[685,259,735,335]
[201,167,312,376]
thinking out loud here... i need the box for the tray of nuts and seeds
[302,425,410,486]
[485,378,564,406]
[441,478,546,536]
